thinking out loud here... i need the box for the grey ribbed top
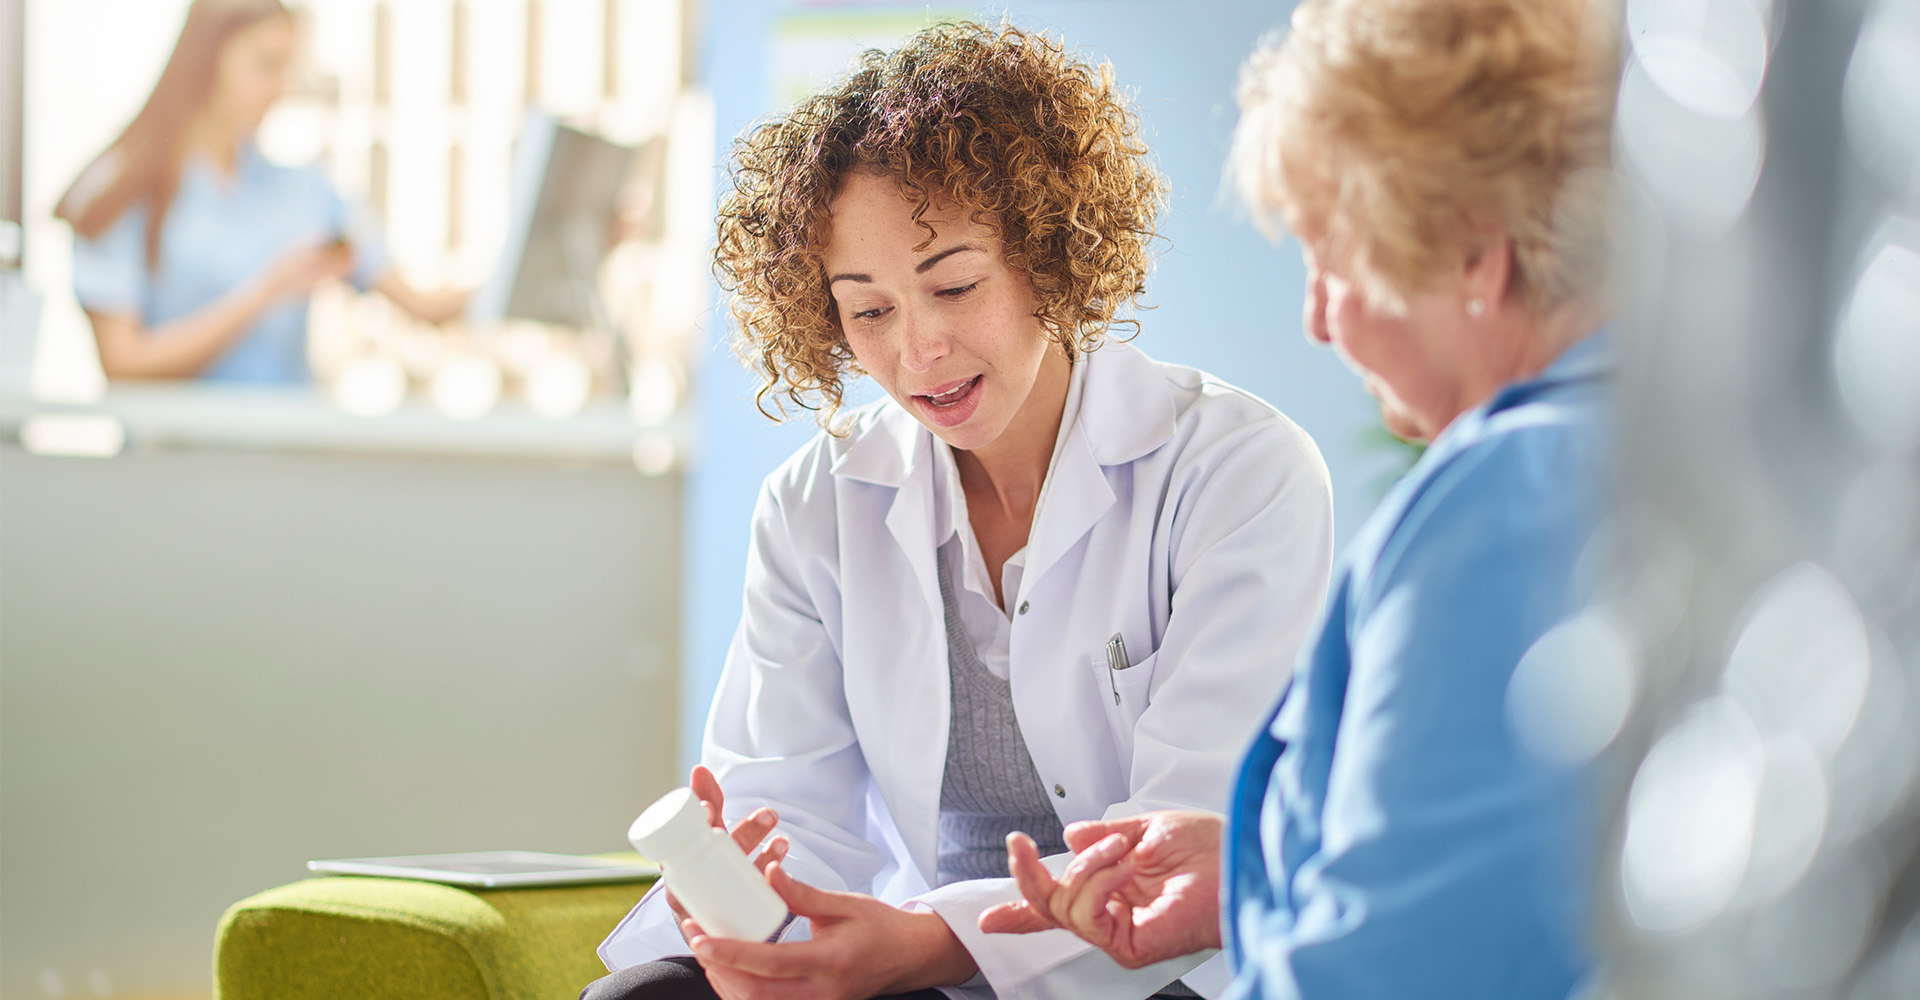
[934,546,1067,887]
[930,547,1200,998]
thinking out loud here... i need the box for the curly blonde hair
[1230,0,1619,315]
[714,21,1167,425]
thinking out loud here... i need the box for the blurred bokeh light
[1596,0,1920,996]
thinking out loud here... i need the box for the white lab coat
[601,342,1334,999]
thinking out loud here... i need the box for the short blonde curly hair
[714,21,1166,425]
[1231,0,1619,315]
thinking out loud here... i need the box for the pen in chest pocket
[1105,632,1132,705]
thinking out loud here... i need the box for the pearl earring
[1466,298,1487,318]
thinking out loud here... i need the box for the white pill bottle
[628,787,788,941]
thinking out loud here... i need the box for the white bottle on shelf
[628,787,787,942]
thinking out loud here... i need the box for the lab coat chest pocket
[1087,646,1158,763]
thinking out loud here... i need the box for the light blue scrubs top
[71,143,389,383]
[1223,334,1610,1000]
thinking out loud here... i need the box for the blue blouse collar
[1541,326,1612,383]
[183,138,265,186]
[1482,325,1612,415]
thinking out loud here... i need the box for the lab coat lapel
[1021,345,1175,596]
[832,405,948,882]
[1021,425,1115,595]
[883,437,943,625]
[832,406,944,625]
[881,436,948,880]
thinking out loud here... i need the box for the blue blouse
[70,143,389,383]
[1223,334,1610,1000]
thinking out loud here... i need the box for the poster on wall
[769,4,973,109]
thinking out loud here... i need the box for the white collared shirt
[931,358,1089,678]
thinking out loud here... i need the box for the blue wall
[681,0,1398,769]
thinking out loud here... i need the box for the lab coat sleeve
[1230,435,1594,1000]
[917,414,1334,999]
[601,469,895,970]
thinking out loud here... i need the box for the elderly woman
[982,0,1618,997]
[585,22,1335,1000]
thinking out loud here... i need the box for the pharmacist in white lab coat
[588,23,1333,1000]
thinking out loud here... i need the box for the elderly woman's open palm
[979,812,1224,969]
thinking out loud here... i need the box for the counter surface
[0,383,685,465]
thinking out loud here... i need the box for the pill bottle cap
[629,787,710,862]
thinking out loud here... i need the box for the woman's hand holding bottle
[662,765,789,944]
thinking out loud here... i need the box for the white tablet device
[307,850,659,888]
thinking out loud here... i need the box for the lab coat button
[1018,601,1030,615]
[1053,783,1066,798]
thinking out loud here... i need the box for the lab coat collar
[828,341,1178,488]
[830,342,1177,617]
[1075,340,1179,466]
[830,402,923,489]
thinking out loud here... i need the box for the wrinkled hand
[977,810,1224,969]
[683,860,977,1000]
[663,765,789,944]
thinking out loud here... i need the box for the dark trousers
[579,956,948,1000]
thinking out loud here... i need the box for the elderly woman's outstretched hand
[977,810,1224,968]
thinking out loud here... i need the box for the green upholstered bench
[214,855,652,1000]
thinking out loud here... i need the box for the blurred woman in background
[982,0,1620,997]
[54,0,460,382]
